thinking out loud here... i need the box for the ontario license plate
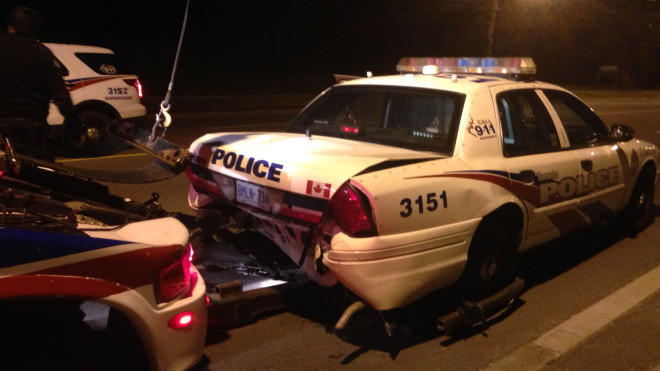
[236,180,270,211]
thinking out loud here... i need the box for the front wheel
[622,166,656,236]
[460,216,518,300]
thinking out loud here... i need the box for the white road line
[598,109,660,116]
[483,264,660,371]
[194,122,287,131]
[57,152,148,163]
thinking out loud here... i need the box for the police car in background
[44,43,146,156]
[186,57,658,312]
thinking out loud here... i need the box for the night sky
[2,1,659,96]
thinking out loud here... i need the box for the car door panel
[540,89,627,221]
[495,88,582,249]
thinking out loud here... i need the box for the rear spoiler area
[333,74,366,83]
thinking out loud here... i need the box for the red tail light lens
[341,126,359,134]
[123,78,143,98]
[328,182,377,237]
[156,245,192,303]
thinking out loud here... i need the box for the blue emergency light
[396,57,537,79]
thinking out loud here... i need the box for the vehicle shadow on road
[518,203,660,288]
[287,285,456,361]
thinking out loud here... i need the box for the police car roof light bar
[396,57,537,80]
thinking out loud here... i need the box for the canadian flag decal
[306,180,331,198]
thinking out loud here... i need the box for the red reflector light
[123,78,143,98]
[156,246,193,303]
[329,183,377,237]
[168,311,194,330]
[340,126,359,134]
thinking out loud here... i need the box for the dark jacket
[0,31,74,122]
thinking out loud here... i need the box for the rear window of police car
[75,53,130,75]
[288,85,465,154]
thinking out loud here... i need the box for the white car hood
[190,132,444,197]
[83,217,189,246]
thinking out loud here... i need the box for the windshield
[287,85,465,154]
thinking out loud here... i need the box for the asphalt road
[59,91,660,370]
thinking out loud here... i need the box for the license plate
[236,180,270,211]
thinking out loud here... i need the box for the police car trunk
[186,130,446,285]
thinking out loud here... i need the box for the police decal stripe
[547,209,588,235]
[64,76,128,92]
[0,244,184,299]
[406,170,551,206]
[0,229,129,269]
[405,170,616,236]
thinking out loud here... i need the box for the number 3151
[400,191,448,217]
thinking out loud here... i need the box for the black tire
[460,215,518,300]
[623,166,656,235]
[74,110,128,157]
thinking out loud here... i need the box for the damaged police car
[0,136,207,370]
[186,57,658,311]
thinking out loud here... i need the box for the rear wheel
[76,110,129,156]
[461,215,519,300]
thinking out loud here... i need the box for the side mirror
[609,124,635,142]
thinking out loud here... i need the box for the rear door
[495,88,581,248]
[540,89,627,220]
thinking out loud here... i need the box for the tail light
[156,244,193,303]
[123,78,143,98]
[341,126,360,134]
[328,182,377,237]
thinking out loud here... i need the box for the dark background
[2,1,659,96]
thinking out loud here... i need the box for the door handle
[520,170,536,184]
[581,160,593,172]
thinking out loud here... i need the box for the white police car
[1,143,206,369]
[186,57,658,311]
[44,43,146,155]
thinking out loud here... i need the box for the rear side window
[75,53,129,75]
[542,90,610,147]
[287,86,465,154]
[52,57,69,77]
[497,90,560,157]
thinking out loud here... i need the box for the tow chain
[149,0,191,141]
